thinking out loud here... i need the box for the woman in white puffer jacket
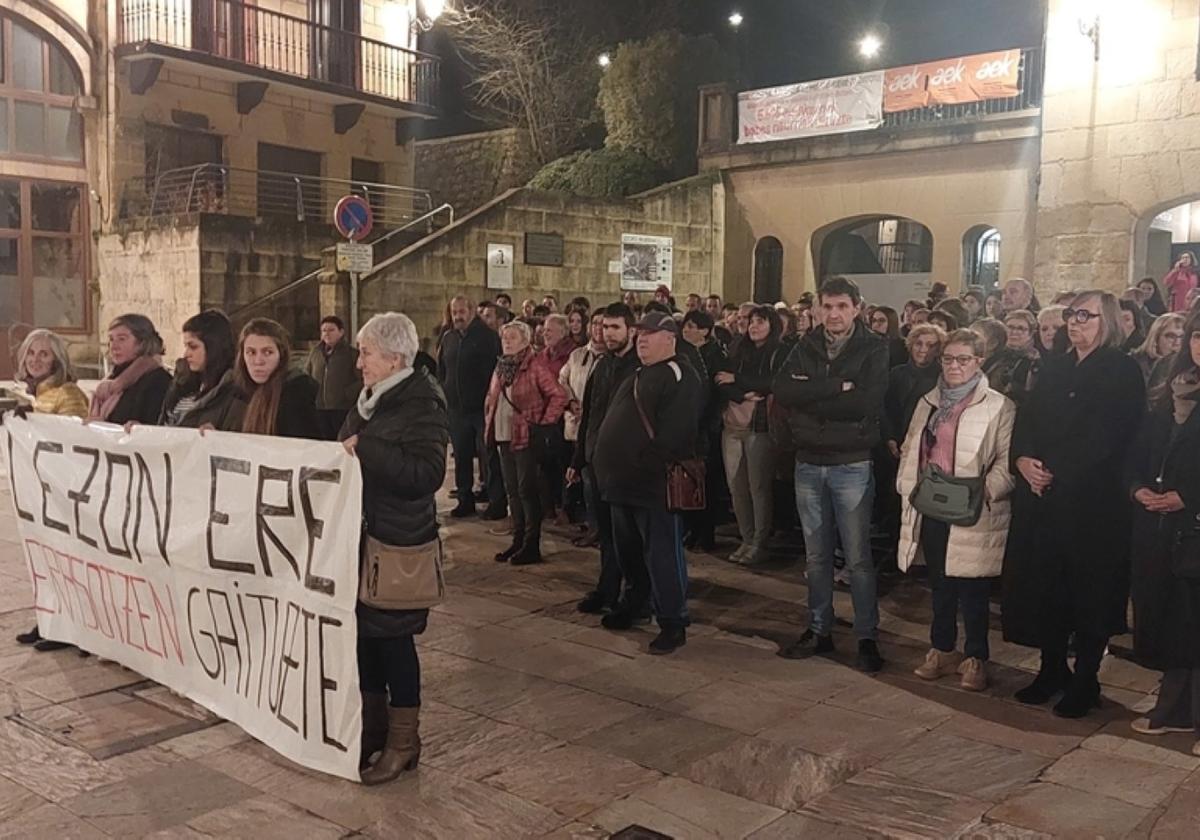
[897,329,1016,692]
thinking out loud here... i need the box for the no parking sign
[333,195,373,241]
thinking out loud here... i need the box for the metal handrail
[364,202,455,260]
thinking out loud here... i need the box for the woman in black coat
[340,312,449,785]
[88,314,172,426]
[234,318,321,439]
[681,310,729,551]
[1128,309,1200,743]
[1002,290,1145,718]
[158,310,245,431]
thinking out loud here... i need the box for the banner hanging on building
[1,414,364,781]
[884,49,1022,112]
[737,71,884,144]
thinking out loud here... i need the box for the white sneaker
[728,545,751,564]
[1131,717,1193,736]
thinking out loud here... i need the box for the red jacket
[541,339,575,379]
[485,351,568,450]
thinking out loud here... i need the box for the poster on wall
[737,71,884,144]
[486,243,514,289]
[621,234,673,291]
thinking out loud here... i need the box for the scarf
[89,355,164,422]
[825,328,852,361]
[496,348,530,387]
[1171,370,1200,426]
[927,372,982,433]
[357,367,413,421]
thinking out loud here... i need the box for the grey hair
[1038,304,1066,326]
[544,313,568,333]
[108,313,165,357]
[500,320,532,344]
[357,312,418,366]
[15,329,77,383]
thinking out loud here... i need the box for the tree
[527,147,664,198]
[598,31,733,178]
[444,1,684,166]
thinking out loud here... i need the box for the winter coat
[483,350,568,451]
[883,362,940,445]
[541,339,575,380]
[982,347,1039,406]
[437,317,500,413]
[772,322,889,465]
[1001,346,1145,647]
[558,343,604,442]
[696,338,728,439]
[107,362,172,426]
[572,346,640,471]
[1128,401,1200,670]
[272,371,322,439]
[340,369,450,638]
[304,340,361,411]
[31,378,88,418]
[718,339,788,434]
[158,368,246,431]
[897,375,1016,578]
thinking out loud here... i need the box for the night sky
[423,0,1046,135]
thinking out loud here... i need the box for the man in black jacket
[569,303,640,615]
[773,277,889,672]
[593,311,703,655]
[437,295,502,518]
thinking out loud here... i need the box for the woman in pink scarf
[86,314,172,425]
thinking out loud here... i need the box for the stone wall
[1037,0,1200,295]
[414,128,538,216]
[356,176,723,348]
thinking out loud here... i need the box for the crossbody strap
[632,373,656,441]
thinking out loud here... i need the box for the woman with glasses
[1127,308,1200,750]
[897,329,1016,691]
[1002,291,1145,718]
[978,310,1040,405]
[1133,313,1186,390]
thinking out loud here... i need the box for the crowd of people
[6,262,1200,776]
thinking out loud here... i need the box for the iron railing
[118,163,434,226]
[118,0,439,108]
[881,46,1043,130]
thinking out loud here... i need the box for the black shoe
[494,542,523,563]
[1053,679,1101,719]
[480,506,509,521]
[576,591,609,614]
[510,545,543,566]
[649,626,687,655]
[777,629,834,659]
[450,501,476,518]
[474,488,489,502]
[33,640,71,652]
[16,626,41,645]
[601,608,651,631]
[856,639,884,673]
[1015,666,1071,705]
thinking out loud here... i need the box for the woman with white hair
[339,312,450,785]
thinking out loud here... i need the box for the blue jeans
[794,461,878,640]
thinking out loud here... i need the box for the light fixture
[858,33,882,58]
[597,52,611,69]
[728,11,744,28]
[1079,14,1100,61]
[412,0,445,32]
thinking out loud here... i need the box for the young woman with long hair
[158,309,243,430]
[235,318,322,439]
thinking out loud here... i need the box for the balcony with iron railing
[117,0,439,113]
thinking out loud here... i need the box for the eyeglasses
[941,354,980,368]
[1006,324,1031,333]
[1063,308,1102,324]
[1163,332,1185,341]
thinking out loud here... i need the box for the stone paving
[1,473,1199,839]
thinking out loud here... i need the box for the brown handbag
[633,374,707,512]
[360,535,446,610]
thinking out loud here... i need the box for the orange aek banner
[883,49,1021,113]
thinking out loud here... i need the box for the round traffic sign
[334,195,374,241]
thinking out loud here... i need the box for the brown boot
[361,706,421,785]
[360,691,388,770]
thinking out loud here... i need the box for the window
[0,15,84,164]
[257,142,323,219]
[753,237,784,304]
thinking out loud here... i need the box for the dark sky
[422,0,1046,135]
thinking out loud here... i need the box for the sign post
[333,196,375,337]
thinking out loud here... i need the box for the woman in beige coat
[897,329,1016,691]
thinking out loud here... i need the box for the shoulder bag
[360,534,446,609]
[633,374,706,512]
[909,463,985,527]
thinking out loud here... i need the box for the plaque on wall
[525,232,564,266]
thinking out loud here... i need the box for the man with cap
[592,311,703,655]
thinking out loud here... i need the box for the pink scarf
[88,355,164,422]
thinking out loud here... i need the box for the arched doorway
[0,12,87,378]
[812,215,933,309]
[962,225,1001,292]
[753,236,783,303]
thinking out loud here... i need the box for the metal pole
[350,271,360,338]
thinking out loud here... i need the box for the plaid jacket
[484,351,569,451]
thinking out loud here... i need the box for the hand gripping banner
[1,414,363,781]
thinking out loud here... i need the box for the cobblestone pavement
[1,474,1199,839]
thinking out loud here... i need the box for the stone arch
[812,214,934,279]
[1131,194,1200,293]
[962,224,1001,291]
[752,236,783,303]
[0,0,93,97]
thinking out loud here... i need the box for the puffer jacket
[304,340,361,410]
[32,378,89,418]
[483,350,568,451]
[896,375,1016,578]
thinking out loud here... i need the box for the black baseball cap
[636,311,680,335]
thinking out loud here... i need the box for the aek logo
[975,53,1016,81]
[929,59,966,87]
[887,67,923,93]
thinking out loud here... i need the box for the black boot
[16,626,41,645]
[649,625,687,655]
[1053,675,1102,719]
[1015,661,1072,705]
[494,538,523,563]
[510,527,542,565]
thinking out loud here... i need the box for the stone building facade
[414,127,538,216]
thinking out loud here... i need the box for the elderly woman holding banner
[340,312,449,785]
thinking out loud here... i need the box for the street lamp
[597,52,611,69]
[412,0,446,32]
[858,33,882,59]
[728,11,744,29]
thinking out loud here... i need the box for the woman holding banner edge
[340,311,450,784]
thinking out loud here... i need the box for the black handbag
[909,463,985,527]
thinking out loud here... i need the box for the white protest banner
[737,71,884,144]
[1,414,363,781]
